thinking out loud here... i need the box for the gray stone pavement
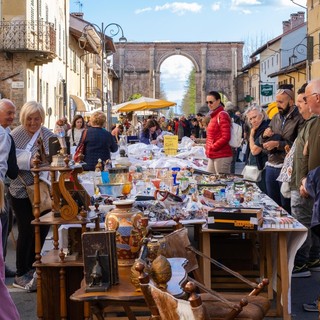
[4,161,320,319]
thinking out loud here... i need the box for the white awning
[70,95,90,112]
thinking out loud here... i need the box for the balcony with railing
[86,86,101,104]
[0,20,56,64]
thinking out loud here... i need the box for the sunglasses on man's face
[303,93,318,103]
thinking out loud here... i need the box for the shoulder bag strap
[76,129,88,149]
[18,174,27,186]
[25,127,41,152]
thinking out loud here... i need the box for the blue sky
[70,0,306,42]
[70,0,307,111]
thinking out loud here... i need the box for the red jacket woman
[205,91,233,174]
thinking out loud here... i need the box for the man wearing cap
[261,84,304,214]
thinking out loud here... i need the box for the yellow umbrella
[112,96,176,113]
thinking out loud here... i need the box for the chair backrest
[147,281,208,320]
[159,227,198,274]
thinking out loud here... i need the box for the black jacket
[7,134,19,180]
[306,166,320,237]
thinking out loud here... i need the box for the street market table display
[37,140,306,319]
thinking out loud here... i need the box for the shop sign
[12,81,24,89]
[260,84,273,96]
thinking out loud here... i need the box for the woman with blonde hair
[9,101,54,291]
[77,111,118,171]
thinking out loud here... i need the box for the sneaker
[303,300,319,312]
[25,272,37,293]
[292,264,311,278]
[13,274,33,290]
[308,259,320,272]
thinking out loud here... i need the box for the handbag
[74,129,87,163]
[19,176,51,213]
[241,165,262,182]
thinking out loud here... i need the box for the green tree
[181,67,196,116]
[128,93,142,101]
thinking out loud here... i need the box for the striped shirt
[9,125,55,198]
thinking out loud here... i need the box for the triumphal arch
[111,41,244,110]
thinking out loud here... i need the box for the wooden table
[70,257,188,320]
[200,226,307,320]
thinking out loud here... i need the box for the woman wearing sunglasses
[205,91,233,174]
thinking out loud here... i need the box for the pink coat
[0,221,20,319]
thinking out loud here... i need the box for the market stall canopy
[112,96,176,113]
[70,95,90,112]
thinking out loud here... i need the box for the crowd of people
[1,79,320,316]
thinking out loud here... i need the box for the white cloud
[211,2,221,11]
[135,7,152,14]
[232,0,261,5]
[242,9,252,14]
[278,0,306,6]
[154,2,202,15]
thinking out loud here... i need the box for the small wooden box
[208,207,263,230]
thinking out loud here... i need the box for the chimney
[290,11,305,29]
[71,12,84,19]
[282,20,291,33]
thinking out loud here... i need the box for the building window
[58,24,61,58]
[39,79,43,105]
[30,0,35,31]
[70,49,74,71]
[45,4,48,22]
[73,50,77,72]
[46,82,49,114]
[62,30,66,62]
[54,86,57,116]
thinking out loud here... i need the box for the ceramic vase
[105,199,144,266]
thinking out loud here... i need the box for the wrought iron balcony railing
[86,87,101,100]
[0,20,56,54]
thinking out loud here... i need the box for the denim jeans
[265,165,291,214]
[291,190,320,265]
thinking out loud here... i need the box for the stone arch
[113,42,243,111]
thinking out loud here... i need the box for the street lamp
[78,22,127,130]
[289,39,320,80]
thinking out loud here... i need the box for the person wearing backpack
[224,102,243,173]
[205,91,233,174]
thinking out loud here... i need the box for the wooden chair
[156,227,270,320]
[137,262,250,320]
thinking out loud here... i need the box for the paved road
[4,162,320,319]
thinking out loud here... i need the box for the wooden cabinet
[31,164,97,320]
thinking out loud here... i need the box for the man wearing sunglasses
[261,84,304,214]
[299,79,320,178]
